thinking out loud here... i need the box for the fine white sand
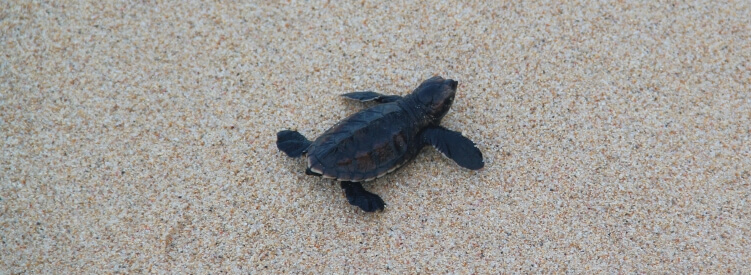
[2,1,749,273]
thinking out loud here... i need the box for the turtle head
[413,76,458,123]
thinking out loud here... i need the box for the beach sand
[2,1,749,273]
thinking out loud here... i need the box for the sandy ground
[2,1,750,273]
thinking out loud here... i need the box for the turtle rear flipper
[341,181,385,212]
[276,130,311,158]
[341,91,402,103]
[421,126,484,170]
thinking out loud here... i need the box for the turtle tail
[276,130,312,158]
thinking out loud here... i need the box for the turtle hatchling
[276,76,484,212]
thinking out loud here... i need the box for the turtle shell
[306,102,425,182]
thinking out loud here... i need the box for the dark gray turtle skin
[276,76,484,212]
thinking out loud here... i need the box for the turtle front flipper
[341,91,402,103]
[341,181,385,212]
[276,130,312,158]
[420,126,484,170]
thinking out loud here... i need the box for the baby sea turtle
[276,76,483,212]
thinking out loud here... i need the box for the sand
[2,1,749,273]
